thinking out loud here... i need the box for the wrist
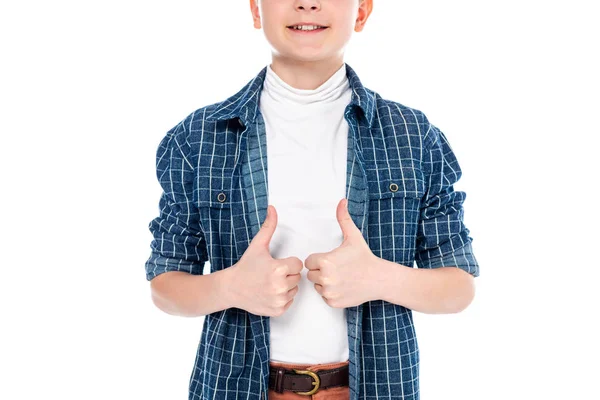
[219,264,240,310]
[369,255,388,301]
[370,255,400,303]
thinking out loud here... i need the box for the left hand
[304,198,380,308]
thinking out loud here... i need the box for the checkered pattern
[145,63,480,400]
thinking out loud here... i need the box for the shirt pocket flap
[367,166,425,200]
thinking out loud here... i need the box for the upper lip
[287,22,329,27]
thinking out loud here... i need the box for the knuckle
[276,286,287,295]
[273,264,287,275]
[275,261,289,273]
[274,307,285,317]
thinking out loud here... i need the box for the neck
[269,55,345,90]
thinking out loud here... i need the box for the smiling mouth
[286,26,329,33]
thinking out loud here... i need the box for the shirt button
[217,192,227,203]
[389,183,399,192]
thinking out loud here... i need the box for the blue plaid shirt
[145,63,480,400]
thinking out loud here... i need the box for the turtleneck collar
[263,63,350,106]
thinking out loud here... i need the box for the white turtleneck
[260,63,353,364]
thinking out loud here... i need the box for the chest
[193,114,426,270]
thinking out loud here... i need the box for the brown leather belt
[268,364,349,396]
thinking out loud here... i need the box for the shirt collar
[205,62,376,128]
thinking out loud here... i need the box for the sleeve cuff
[145,254,206,281]
[415,240,480,278]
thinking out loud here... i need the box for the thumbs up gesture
[228,205,303,317]
[304,198,380,308]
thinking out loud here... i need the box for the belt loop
[274,367,286,393]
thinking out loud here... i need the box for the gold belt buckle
[292,369,321,395]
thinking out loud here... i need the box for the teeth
[291,25,325,31]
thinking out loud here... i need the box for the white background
[1,1,598,399]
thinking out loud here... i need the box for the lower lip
[287,27,328,35]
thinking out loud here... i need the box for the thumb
[252,205,278,249]
[336,198,359,242]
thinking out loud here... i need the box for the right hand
[228,205,303,317]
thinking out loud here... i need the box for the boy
[145,1,480,399]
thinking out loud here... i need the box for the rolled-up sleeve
[144,121,208,281]
[414,123,480,278]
